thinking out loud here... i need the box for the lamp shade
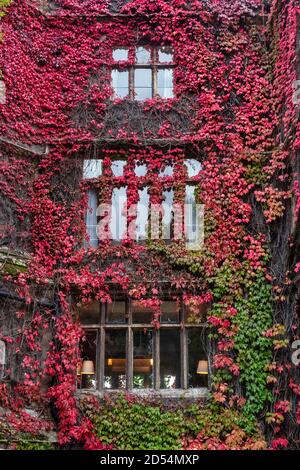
[81,360,95,375]
[197,360,208,375]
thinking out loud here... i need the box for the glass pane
[78,302,100,325]
[160,329,181,389]
[162,189,174,240]
[185,185,197,243]
[161,301,179,324]
[159,164,173,177]
[83,159,102,179]
[134,68,152,101]
[86,189,98,248]
[0,340,5,379]
[136,187,149,241]
[157,69,173,98]
[188,329,208,387]
[113,48,129,61]
[158,47,173,63]
[79,330,97,390]
[185,301,209,324]
[132,301,153,323]
[184,159,202,177]
[106,300,126,323]
[133,329,153,388]
[135,87,152,101]
[110,187,127,241]
[134,162,147,176]
[111,160,126,176]
[136,47,151,64]
[105,329,126,389]
[112,70,129,98]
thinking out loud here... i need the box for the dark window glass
[105,329,127,389]
[132,301,153,323]
[79,330,97,390]
[78,302,100,325]
[188,329,208,387]
[106,300,126,324]
[160,329,181,389]
[133,329,153,388]
[161,301,179,324]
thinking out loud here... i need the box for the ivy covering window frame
[111,46,175,100]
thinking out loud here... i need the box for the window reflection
[136,47,151,64]
[161,301,179,324]
[185,185,197,243]
[111,160,126,176]
[112,70,129,98]
[132,301,153,323]
[85,189,98,248]
[134,68,152,101]
[158,47,173,63]
[162,189,174,239]
[134,162,147,176]
[133,330,153,388]
[113,48,129,61]
[106,300,126,323]
[188,329,208,387]
[160,329,181,388]
[83,159,102,179]
[105,329,126,389]
[157,69,173,98]
[110,186,127,241]
[159,164,173,177]
[184,159,202,177]
[79,302,100,325]
[136,187,149,241]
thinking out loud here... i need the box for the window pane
[79,302,100,325]
[136,187,149,241]
[83,159,102,179]
[132,301,152,323]
[0,340,5,379]
[134,162,147,176]
[112,69,129,98]
[110,187,127,241]
[185,185,197,243]
[162,189,174,240]
[133,329,153,388]
[113,48,129,61]
[158,47,173,63]
[188,329,208,387]
[105,329,126,389]
[161,301,179,324]
[136,47,151,64]
[134,68,152,101]
[106,300,126,323]
[111,160,126,176]
[184,159,202,177]
[159,164,173,177]
[157,69,173,98]
[160,329,181,389]
[79,330,97,390]
[86,189,98,248]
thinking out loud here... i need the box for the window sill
[77,387,208,400]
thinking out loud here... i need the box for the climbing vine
[0,0,298,450]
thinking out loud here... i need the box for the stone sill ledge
[77,388,208,400]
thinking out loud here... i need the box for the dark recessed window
[111,46,174,100]
[77,298,208,392]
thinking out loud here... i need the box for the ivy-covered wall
[0,0,299,450]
